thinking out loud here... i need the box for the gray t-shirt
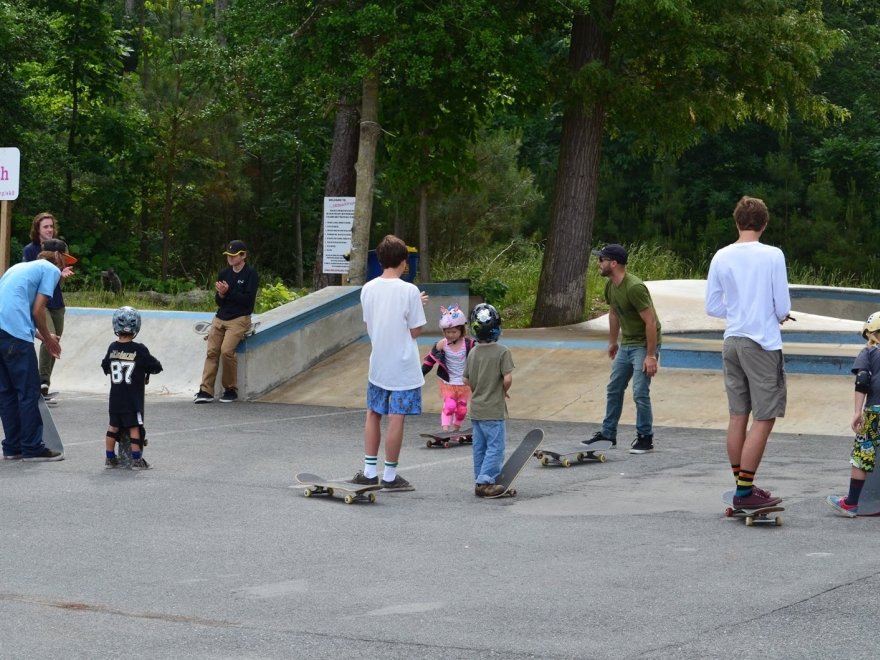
[464,342,514,420]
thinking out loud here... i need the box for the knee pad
[106,430,120,441]
[455,400,469,420]
[443,397,457,415]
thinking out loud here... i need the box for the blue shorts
[366,382,422,416]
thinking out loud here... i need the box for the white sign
[0,148,21,201]
[322,196,355,274]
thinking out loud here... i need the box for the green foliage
[255,280,306,314]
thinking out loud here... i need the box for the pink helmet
[439,304,467,329]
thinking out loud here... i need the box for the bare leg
[384,414,405,463]
[740,418,775,472]
[726,414,749,467]
[364,410,382,456]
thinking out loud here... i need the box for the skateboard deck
[722,490,784,526]
[534,439,613,467]
[116,427,148,469]
[194,320,260,338]
[295,472,381,504]
[484,429,544,499]
[421,428,473,448]
[854,466,880,516]
[37,396,64,455]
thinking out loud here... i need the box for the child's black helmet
[112,306,141,337]
[470,303,501,342]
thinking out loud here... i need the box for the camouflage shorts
[851,405,880,472]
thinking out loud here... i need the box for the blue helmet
[112,306,141,337]
[470,303,501,342]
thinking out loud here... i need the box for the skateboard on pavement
[484,429,544,499]
[116,427,148,469]
[194,320,260,339]
[295,472,381,504]
[421,428,473,448]
[722,490,784,526]
[37,396,64,455]
[534,439,613,467]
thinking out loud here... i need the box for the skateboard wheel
[541,456,550,466]
[561,458,571,467]
[534,450,543,459]
[368,493,377,503]
[598,454,606,463]
[443,441,450,448]
[326,487,334,497]
[576,453,585,462]
[745,516,754,526]
[303,488,312,497]
[426,440,433,448]
[724,508,733,517]
[775,516,783,526]
[508,489,517,497]
[344,495,354,504]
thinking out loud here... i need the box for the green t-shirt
[463,342,515,420]
[604,272,662,346]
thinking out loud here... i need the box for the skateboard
[194,320,260,339]
[42,391,59,407]
[37,396,64,455]
[854,466,880,516]
[421,428,473,448]
[484,428,544,499]
[534,439,613,467]
[295,472,381,504]
[722,490,784,526]
[116,427,147,469]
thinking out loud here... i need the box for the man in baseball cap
[41,238,77,266]
[591,243,628,265]
[222,240,247,256]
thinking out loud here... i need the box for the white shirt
[361,277,426,390]
[705,241,791,351]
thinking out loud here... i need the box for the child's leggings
[439,382,471,427]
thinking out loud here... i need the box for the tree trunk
[312,96,359,289]
[348,71,381,286]
[531,4,615,327]
[418,184,430,282]
[294,154,303,288]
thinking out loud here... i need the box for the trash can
[367,247,419,282]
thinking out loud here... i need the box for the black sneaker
[581,431,616,447]
[3,452,22,461]
[219,389,238,403]
[350,470,378,486]
[381,475,415,491]
[23,448,64,462]
[40,384,49,397]
[105,456,120,469]
[194,390,214,404]
[629,434,654,454]
[130,457,151,471]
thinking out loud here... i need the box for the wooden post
[0,200,11,275]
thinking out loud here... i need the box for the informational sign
[322,196,355,274]
[0,147,21,200]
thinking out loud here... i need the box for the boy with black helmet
[827,312,880,516]
[464,303,514,497]
[101,306,163,470]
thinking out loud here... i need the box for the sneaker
[130,457,151,471]
[733,489,782,508]
[193,390,214,404]
[350,470,378,486]
[581,431,616,447]
[475,483,505,497]
[629,434,654,454]
[219,389,238,403]
[22,448,64,462]
[826,495,857,518]
[40,384,49,397]
[381,475,415,491]
[3,453,22,461]
[105,456,120,469]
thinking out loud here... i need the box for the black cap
[41,239,77,265]
[223,240,247,256]
[591,243,628,265]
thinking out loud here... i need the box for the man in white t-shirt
[705,196,792,509]
[351,235,427,491]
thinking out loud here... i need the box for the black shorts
[109,411,144,430]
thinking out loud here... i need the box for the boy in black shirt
[194,240,259,403]
[101,306,163,470]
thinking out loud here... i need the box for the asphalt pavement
[1,391,877,659]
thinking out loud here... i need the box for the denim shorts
[366,382,422,416]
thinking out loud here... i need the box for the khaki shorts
[721,336,786,420]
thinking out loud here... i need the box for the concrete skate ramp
[46,280,864,436]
